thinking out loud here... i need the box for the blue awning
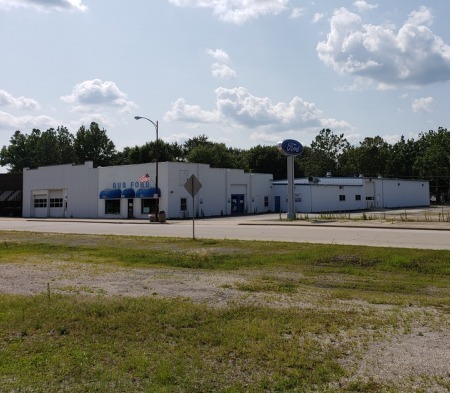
[121,188,136,198]
[136,187,161,198]
[99,189,122,199]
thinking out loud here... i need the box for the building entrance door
[275,196,281,213]
[127,199,134,219]
[231,194,245,215]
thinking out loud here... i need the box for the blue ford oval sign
[277,139,303,156]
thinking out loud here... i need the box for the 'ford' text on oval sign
[277,139,303,156]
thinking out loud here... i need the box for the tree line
[0,123,449,202]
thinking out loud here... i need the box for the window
[355,195,361,201]
[339,195,346,201]
[142,199,150,214]
[264,196,269,207]
[105,200,120,215]
[180,198,187,212]
[34,198,47,208]
[50,198,63,208]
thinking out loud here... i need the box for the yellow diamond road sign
[184,174,202,197]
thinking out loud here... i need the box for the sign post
[277,139,303,220]
[184,174,202,239]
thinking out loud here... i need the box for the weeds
[0,231,449,392]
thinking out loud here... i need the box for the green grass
[0,294,414,392]
[0,231,449,392]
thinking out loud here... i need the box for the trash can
[158,211,166,223]
[148,214,157,222]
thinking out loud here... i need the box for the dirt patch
[0,261,449,391]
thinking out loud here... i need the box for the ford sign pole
[287,155,295,219]
[277,139,303,220]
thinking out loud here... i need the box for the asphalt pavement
[0,208,449,249]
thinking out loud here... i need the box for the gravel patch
[0,261,449,391]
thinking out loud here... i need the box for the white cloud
[211,63,237,79]
[168,0,288,24]
[61,79,136,113]
[289,8,304,19]
[0,90,40,110]
[164,98,220,123]
[207,48,237,79]
[0,0,87,12]
[412,97,434,113]
[353,1,378,12]
[207,49,230,63]
[316,6,450,87]
[406,5,433,26]
[311,12,324,23]
[165,87,352,134]
[0,110,58,131]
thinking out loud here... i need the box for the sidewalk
[239,216,450,231]
[20,214,450,231]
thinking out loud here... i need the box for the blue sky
[0,0,449,172]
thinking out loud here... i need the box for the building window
[34,198,47,208]
[264,196,269,207]
[366,196,374,201]
[339,195,346,201]
[180,198,187,211]
[141,199,153,214]
[355,195,361,201]
[105,200,120,215]
[50,198,63,208]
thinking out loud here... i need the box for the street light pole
[134,116,159,219]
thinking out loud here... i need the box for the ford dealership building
[21,161,429,219]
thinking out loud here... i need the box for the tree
[32,127,76,167]
[355,136,390,177]
[0,131,32,172]
[310,129,350,176]
[187,143,235,168]
[183,134,211,156]
[245,145,288,180]
[413,127,450,203]
[73,122,116,167]
[385,135,419,179]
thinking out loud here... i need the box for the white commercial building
[272,176,430,213]
[22,162,429,219]
[23,161,273,219]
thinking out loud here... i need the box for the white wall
[272,177,429,213]
[23,162,98,218]
[98,163,157,219]
[164,163,273,218]
[374,179,429,208]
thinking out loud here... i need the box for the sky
[0,0,450,173]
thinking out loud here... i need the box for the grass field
[0,231,449,392]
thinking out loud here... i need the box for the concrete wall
[373,179,430,208]
[164,163,273,218]
[23,162,98,218]
[272,177,429,213]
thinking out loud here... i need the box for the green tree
[32,127,76,167]
[385,135,419,179]
[309,129,350,176]
[187,143,235,168]
[355,136,390,177]
[413,127,450,203]
[74,122,116,167]
[245,145,289,180]
[0,131,32,172]
[183,134,211,156]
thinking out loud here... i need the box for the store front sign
[112,181,151,189]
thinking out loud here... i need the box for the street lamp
[134,116,159,219]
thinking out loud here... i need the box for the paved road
[0,216,449,249]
